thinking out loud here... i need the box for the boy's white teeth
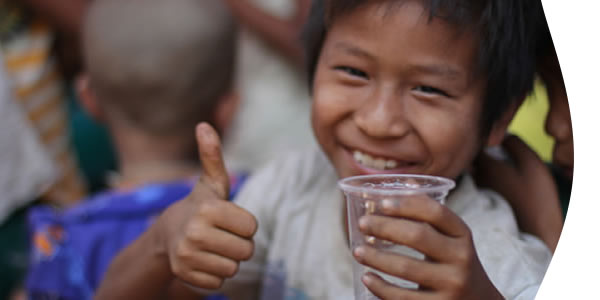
[386,160,398,168]
[353,150,399,170]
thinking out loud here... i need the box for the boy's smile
[311,1,510,180]
[336,122,426,175]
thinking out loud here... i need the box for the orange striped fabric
[1,14,86,207]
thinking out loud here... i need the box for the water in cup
[338,174,455,300]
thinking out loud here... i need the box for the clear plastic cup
[338,174,455,300]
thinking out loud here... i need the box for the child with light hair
[26,0,240,299]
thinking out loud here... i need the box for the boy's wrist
[96,209,176,300]
[490,289,506,300]
[149,207,174,263]
[482,278,505,300]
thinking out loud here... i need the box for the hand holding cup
[340,175,503,300]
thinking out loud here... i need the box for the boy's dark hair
[303,0,544,135]
[535,6,555,62]
[83,0,236,135]
[535,7,561,80]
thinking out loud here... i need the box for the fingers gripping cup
[338,175,455,300]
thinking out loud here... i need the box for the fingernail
[197,122,208,133]
[362,273,373,285]
[359,216,368,230]
[354,246,366,258]
[382,199,395,210]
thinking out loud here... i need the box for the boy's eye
[334,66,369,79]
[413,85,451,98]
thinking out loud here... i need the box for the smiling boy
[97,0,552,299]
[312,5,491,179]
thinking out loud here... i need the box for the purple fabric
[26,175,247,300]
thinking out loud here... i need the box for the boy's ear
[76,74,104,123]
[486,97,525,147]
[214,90,240,135]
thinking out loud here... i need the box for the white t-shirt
[220,148,552,300]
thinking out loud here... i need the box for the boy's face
[542,56,573,179]
[312,2,504,180]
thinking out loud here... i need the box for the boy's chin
[559,166,574,180]
[552,158,573,180]
[337,162,424,179]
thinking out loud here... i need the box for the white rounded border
[536,1,600,299]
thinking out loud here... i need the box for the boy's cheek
[311,87,355,136]
[313,86,357,114]
[415,127,479,179]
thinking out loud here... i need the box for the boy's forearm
[513,198,563,251]
[94,224,173,300]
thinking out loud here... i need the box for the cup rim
[337,174,456,196]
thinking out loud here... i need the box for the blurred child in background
[0,2,88,297]
[539,37,573,208]
[0,50,56,300]
[26,0,241,299]
[475,13,572,252]
[19,0,118,194]
[221,0,316,173]
[0,0,87,208]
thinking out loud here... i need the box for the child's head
[537,13,572,179]
[304,0,542,180]
[79,0,237,151]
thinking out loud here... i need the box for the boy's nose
[353,89,410,138]
[545,102,572,142]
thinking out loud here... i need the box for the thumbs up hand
[154,123,258,290]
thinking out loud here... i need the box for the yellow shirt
[508,79,555,162]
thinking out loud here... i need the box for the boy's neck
[109,123,200,189]
[110,160,200,189]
